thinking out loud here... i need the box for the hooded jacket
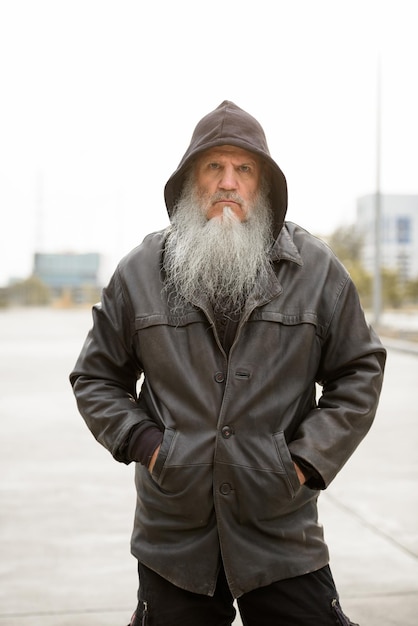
[164,100,287,238]
[70,101,386,598]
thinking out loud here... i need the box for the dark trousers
[129,562,358,626]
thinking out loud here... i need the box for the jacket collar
[270,224,303,266]
[241,224,303,314]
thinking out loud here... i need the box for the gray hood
[164,101,288,238]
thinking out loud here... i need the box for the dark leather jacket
[70,222,385,598]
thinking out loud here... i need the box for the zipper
[331,598,358,625]
[141,600,148,626]
[332,598,345,624]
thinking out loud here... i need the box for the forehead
[196,145,260,164]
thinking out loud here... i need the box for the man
[70,101,386,625]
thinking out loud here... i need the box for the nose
[218,164,238,191]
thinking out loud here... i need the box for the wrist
[293,461,306,485]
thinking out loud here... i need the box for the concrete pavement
[0,307,417,625]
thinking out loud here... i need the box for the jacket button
[214,372,225,383]
[220,482,232,495]
[221,425,233,439]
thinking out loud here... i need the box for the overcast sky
[0,0,417,286]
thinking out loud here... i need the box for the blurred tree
[403,277,418,305]
[8,275,51,306]
[381,268,402,308]
[326,224,364,264]
[326,224,411,310]
[326,224,372,308]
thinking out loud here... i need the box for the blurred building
[33,252,102,303]
[356,194,418,281]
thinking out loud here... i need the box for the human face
[194,145,262,222]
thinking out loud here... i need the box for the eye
[239,164,251,173]
[208,162,220,170]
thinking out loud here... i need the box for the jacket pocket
[150,427,177,483]
[224,430,302,524]
[137,428,214,534]
[273,430,302,496]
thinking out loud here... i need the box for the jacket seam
[323,273,350,339]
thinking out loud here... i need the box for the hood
[164,101,288,238]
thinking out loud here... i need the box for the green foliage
[326,224,364,264]
[381,268,402,308]
[325,223,418,310]
[326,225,372,308]
[404,277,418,303]
[7,275,51,306]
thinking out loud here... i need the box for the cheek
[195,170,217,192]
[195,179,215,204]
[249,180,261,199]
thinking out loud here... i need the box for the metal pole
[373,56,382,327]
[36,171,45,253]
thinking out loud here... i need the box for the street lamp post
[373,57,382,327]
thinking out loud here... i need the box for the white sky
[0,0,417,286]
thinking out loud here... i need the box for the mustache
[208,191,245,204]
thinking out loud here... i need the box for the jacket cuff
[127,425,163,465]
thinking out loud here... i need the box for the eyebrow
[200,154,259,166]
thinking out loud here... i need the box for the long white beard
[163,176,273,313]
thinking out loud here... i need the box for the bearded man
[70,101,386,626]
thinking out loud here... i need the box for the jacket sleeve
[69,267,159,463]
[288,276,386,489]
